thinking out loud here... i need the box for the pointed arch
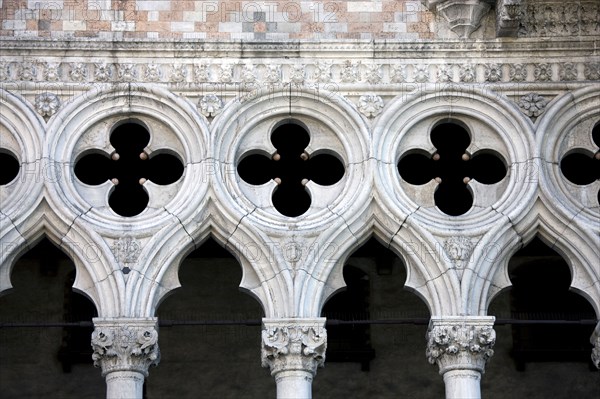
[298,202,460,318]
[475,200,600,318]
[0,200,119,316]
[131,200,289,318]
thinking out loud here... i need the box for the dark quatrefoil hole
[74,122,184,217]
[237,123,345,217]
[0,150,20,185]
[398,122,507,216]
[560,123,600,205]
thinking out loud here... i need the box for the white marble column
[591,322,600,370]
[91,318,160,399]
[426,316,496,399]
[261,318,327,399]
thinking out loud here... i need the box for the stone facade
[0,1,599,398]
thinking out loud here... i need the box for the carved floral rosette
[91,318,160,377]
[261,318,327,377]
[426,317,496,374]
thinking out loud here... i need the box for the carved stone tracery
[91,319,160,377]
[261,319,327,376]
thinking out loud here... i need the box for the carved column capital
[591,323,600,370]
[261,318,327,377]
[91,318,160,377]
[426,316,496,375]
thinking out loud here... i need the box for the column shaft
[106,371,145,399]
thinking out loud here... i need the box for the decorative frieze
[519,1,600,37]
[69,62,87,82]
[91,318,160,377]
[426,316,496,374]
[94,63,112,82]
[261,318,327,377]
[43,62,60,82]
[0,59,594,87]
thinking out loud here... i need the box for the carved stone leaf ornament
[21,62,37,81]
[0,62,10,81]
[44,63,60,82]
[262,321,327,376]
[94,63,112,82]
[69,62,87,82]
[289,64,305,86]
[426,320,496,369]
[91,323,160,376]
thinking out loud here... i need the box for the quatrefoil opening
[398,122,507,216]
[237,123,345,217]
[0,150,19,185]
[74,122,184,217]
[560,123,600,205]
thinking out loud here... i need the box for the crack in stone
[227,207,257,248]
[388,206,419,249]
[60,206,92,253]
[163,207,196,250]
[326,204,358,244]
[0,209,25,242]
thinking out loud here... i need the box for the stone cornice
[0,38,597,59]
